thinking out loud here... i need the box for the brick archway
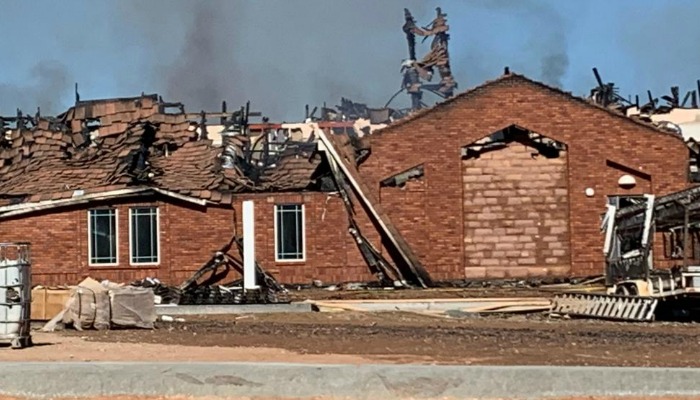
[462,125,571,279]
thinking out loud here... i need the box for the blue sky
[1,0,699,120]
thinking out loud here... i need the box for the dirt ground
[3,311,689,367]
[285,286,558,301]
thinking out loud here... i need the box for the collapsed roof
[0,94,329,208]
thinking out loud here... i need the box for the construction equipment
[551,188,700,321]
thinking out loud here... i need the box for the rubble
[129,234,290,306]
[41,236,289,330]
[0,95,328,212]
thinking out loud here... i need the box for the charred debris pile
[587,67,700,131]
[133,234,290,306]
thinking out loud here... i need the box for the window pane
[131,207,158,263]
[276,204,303,260]
[90,209,116,264]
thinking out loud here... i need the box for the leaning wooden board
[30,286,72,321]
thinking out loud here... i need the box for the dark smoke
[541,54,570,88]
[162,3,236,109]
[1,2,575,119]
[116,0,432,119]
[446,0,570,88]
[0,61,72,115]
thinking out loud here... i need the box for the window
[607,196,646,257]
[88,209,118,265]
[129,207,160,264]
[607,195,645,208]
[274,204,305,261]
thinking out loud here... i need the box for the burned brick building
[0,95,377,286]
[352,71,691,280]
[0,71,693,287]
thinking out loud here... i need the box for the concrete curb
[1,362,700,399]
[154,302,313,315]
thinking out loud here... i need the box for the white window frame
[87,208,119,267]
[128,206,161,266]
[274,204,306,262]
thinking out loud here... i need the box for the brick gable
[357,73,690,278]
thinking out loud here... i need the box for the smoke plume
[0,61,72,115]
[541,54,570,88]
[1,1,575,119]
[117,0,432,119]
[463,0,570,87]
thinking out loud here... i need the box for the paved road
[1,362,700,399]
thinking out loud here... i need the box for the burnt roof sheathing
[373,72,687,142]
[0,96,323,207]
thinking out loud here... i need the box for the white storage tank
[0,243,31,349]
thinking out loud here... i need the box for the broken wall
[462,141,570,279]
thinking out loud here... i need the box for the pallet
[550,292,658,322]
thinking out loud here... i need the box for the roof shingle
[0,95,324,206]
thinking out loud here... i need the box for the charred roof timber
[589,68,634,111]
[400,6,457,111]
[199,110,208,141]
[380,165,424,187]
[631,80,700,118]
[462,125,567,160]
[219,103,251,170]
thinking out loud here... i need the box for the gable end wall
[358,78,690,278]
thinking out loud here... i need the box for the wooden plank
[308,301,368,312]
[462,301,551,312]
[476,305,550,313]
[317,129,432,287]
[314,297,550,305]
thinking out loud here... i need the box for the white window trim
[87,208,119,267]
[273,204,306,263]
[128,206,161,266]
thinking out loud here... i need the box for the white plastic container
[0,243,31,349]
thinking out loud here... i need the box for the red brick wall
[462,141,570,279]
[379,179,432,274]
[231,192,373,285]
[0,202,169,285]
[358,76,690,279]
[0,192,372,286]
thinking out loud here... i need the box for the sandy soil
[0,329,370,363]
[0,311,690,367]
